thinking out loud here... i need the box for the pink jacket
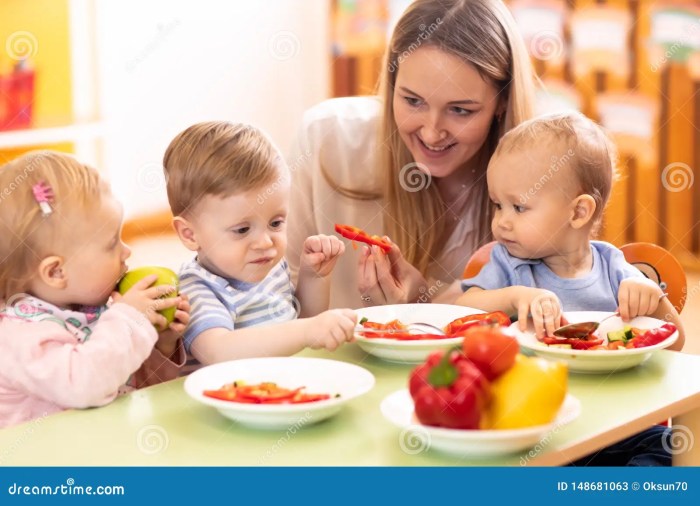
[0,302,184,428]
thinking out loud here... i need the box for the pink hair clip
[32,181,54,216]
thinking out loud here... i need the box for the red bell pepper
[408,349,490,429]
[628,323,677,348]
[444,311,511,336]
[334,224,392,253]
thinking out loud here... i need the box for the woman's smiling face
[392,46,502,179]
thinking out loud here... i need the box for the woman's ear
[36,256,67,289]
[570,194,596,229]
[172,216,199,251]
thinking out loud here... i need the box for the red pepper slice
[630,323,677,348]
[334,224,392,253]
[444,311,511,336]
[202,382,333,404]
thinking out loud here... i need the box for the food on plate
[484,355,567,429]
[356,310,512,340]
[203,381,336,404]
[408,326,568,430]
[542,322,677,351]
[408,349,490,429]
[116,266,179,325]
[356,317,447,340]
[334,224,392,253]
[443,311,511,335]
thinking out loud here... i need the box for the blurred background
[0,0,698,268]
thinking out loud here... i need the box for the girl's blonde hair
[0,151,102,300]
[163,121,283,217]
[324,0,536,274]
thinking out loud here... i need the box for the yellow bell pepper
[484,354,567,429]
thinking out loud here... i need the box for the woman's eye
[492,203,502,210]
[403,96,421,107]
[450,106,473,116]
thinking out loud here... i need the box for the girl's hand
[618,277,664,321]
[300,234,345,277]
[111,274,180,331]
[516,287,563,338]
[155,294,190,358]
[357,237,427,306]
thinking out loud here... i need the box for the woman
[288,0,536,309]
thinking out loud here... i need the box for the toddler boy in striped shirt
[163,122,356,369]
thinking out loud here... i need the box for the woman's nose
[421,116,447,144]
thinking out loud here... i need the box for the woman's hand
[357,237,427,306]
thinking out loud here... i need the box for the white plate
[354,304,486,364]
[381,389,581,458]
[184,357,375,429]
[510,311,678,373]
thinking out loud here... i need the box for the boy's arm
[191,320,311,364]
[295,235,344,317]
[456,286,513,313]
[296,270,330,317]
[190,308,356,365]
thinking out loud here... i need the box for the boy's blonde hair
[494,111,618,223]
[163,121,282,217]
[0,151,102,300]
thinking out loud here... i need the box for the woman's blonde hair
[324,0,536,274]
[0,151,102,300]
[163,121,283,217]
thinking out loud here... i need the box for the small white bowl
[381,389,581,457]
[510,311,678,373]
[184,357,375,429]
[355,304,486,364]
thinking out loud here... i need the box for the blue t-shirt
[460,241,644,312]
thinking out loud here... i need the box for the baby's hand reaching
[304,308,357,351]
[515,287,563,338]
[111,274,180,331]
[155,294,190,358]
[617,277,664,321]
[300,234,345,277]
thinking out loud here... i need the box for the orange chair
[462,241,686,313]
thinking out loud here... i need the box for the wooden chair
[462,241,686,313]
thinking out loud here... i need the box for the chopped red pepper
[408,349,490,429]
[444,311,511,336]
[203,382,332,404]
[334,224,392,253]
[628,323,677,348]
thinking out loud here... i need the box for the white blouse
[287,96,480,309]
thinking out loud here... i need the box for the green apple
[117,266,179,326]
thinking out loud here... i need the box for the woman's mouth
[417,137,456,158]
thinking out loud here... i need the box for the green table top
[2,345,700,466]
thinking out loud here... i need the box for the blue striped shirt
[179,258,297,369]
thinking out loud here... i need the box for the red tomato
[461,326,520,380]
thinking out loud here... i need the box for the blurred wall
[93,0,330,217]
